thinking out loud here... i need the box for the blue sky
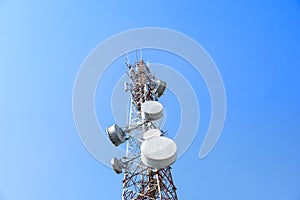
[1,0,300,199]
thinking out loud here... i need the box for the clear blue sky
[1,1,300,199]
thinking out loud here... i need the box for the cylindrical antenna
[140,49,143,61]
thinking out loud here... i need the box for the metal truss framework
[122,60,178,200]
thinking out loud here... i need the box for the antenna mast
[107,54,178,200]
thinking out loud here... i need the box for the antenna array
[107,55,178,200]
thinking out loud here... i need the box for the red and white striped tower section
[106,59,178,200]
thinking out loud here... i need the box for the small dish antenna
[106,124,127,146]
[141,136,177,169]
[111,157,123,174]
[155,79,167,97]
[142,129,161,140]
[141,101,163,120]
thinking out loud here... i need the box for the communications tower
[106,57,178,200]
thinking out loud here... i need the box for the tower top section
[125,59,166,111]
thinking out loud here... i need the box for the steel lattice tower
[123,60,178,200]
[107,58,178,200]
